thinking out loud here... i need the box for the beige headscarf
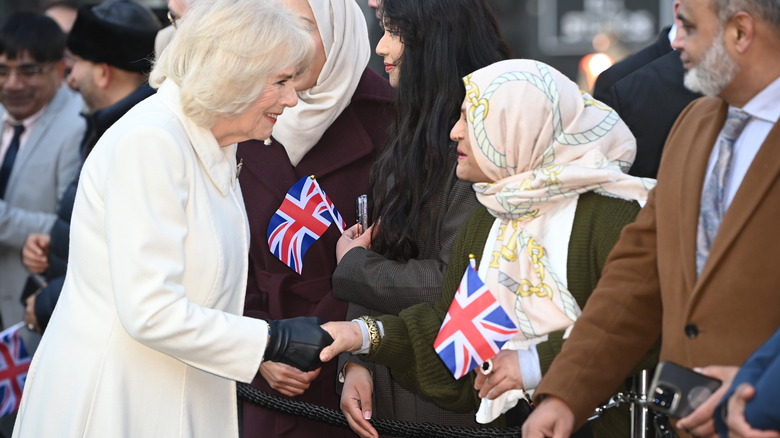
[464,59,655,342]
[272,0,370,166]
[466,59,655,423]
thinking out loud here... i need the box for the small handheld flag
[433,256,518,379]
[0,322,32,416]
[267,176,347,274]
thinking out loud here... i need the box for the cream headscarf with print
[464,59,655,343]
[272,0,370,166]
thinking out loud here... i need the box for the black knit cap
[67,0,161,74]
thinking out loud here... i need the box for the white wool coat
[13,80,267,437]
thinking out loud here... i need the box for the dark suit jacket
[237,68,394,438]
[606,51,701,178]
[535,97,780,435]
[715,328,780,434]
[592,27,673,103]
[592,27,702,179]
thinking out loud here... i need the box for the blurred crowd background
[0,0,674,91]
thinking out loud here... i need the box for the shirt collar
[3,104,46,132]
[740,75,780,124]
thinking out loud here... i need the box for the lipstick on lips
[384,63,395,73]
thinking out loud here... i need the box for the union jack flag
[0,322,32,416]
[267,176,346,274]
[434,264,517,379]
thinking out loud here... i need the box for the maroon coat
[237,68,394,438]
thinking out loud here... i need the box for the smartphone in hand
[355,194,368,237]
[648,361,722,418]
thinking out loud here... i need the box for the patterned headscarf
[272,0,370,166]
[464,59,655,341]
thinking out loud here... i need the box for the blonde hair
[150,0,313,127]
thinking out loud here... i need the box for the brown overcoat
[536,97,780,430]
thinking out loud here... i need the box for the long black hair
[370,0,510,260]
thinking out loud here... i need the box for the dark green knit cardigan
[366,191,656,437]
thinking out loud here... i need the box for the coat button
[685,324,699,338]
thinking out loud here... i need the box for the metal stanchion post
[630,369,651,438]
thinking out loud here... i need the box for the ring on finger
[480,358,494,375]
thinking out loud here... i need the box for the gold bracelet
[358,316,381,356]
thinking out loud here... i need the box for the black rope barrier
[237,382,523,438]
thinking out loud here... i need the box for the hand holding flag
[267,176,347,274]
[434,257,518,379]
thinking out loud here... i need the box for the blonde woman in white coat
[12,1,333,437]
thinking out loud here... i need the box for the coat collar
[699,118,780,280]
[676,99,725,292]
[156,79,237,197]
[685,98,780,293]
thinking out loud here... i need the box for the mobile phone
[648,361,722,418]
[355,194,368,237]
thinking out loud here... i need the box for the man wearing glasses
[0,12,84,332]
[20,0,161,336]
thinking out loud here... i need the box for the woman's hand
[473,349,524,399]
[336,224,373,264]
[22,233,50,274]
[259,361,321,397]
[340,363,378,438]
[319,321,363,362]
[677,365,739,438]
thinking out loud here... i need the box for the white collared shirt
[0,108,44,164]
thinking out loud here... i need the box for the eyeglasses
[167,9,179,28]
[0,63,54,80]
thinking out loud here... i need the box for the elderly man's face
[674,0,739,97]
[0,51,63,120]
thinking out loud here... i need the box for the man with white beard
[521,0,780,437]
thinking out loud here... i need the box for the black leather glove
[264,317,333,372]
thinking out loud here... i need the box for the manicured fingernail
[363,410,371,420]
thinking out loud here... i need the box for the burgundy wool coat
[236,68,394,438]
